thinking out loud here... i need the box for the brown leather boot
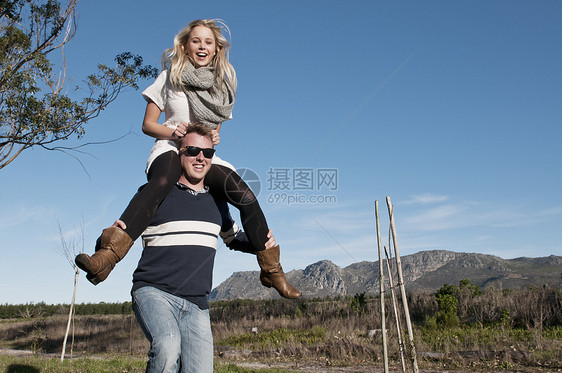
[75,227,133,285]
[256,245,301,299]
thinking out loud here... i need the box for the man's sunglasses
[180,146,215,159]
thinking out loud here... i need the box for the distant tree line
[211,282,561,329]
[408,280,561,329]
[0,301,133,319]
[2,282,560,329]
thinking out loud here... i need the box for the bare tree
[56,218,84,361]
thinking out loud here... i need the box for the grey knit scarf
[181,64,234,129]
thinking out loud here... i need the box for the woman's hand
[211,129,220,145]
[265,229,276,250]
[112,219,127,230]
[172,122,189,139]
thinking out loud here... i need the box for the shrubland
[0,282,560,371]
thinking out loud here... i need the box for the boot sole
[86,273,101,286]
[75,254,94,273]
[75,254,103,285]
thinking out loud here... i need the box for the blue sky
[1,0,561,304]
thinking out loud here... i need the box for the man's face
[179,132,213,185]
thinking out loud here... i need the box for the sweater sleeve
[215,197,256,254]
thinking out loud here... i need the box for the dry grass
[0,314,148,356]
[0,291,560,371]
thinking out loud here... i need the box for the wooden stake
[386,196,419,373]
[385,246,407,372]
[61,268,79,361]
[375,201,389,373]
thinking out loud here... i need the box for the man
[129,124,274,372]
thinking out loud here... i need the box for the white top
[142,70,234,173]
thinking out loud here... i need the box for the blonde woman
[76,19,300,299]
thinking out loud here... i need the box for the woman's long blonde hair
[163,19,237,94]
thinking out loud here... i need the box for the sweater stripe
[142,220,220,250]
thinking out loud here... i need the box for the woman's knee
[147,152,181,188]
[153,174,177,189]
[146,167,180,191]
[209,165,257,205]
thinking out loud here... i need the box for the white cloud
[0,205,55,229]
[400,193,449,205]
[402,204,469,231]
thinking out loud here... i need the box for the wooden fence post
[375,201,389,373]
[386,196,419,373]
[384,246,407,372]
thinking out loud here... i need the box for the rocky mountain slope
[209,250,562,301]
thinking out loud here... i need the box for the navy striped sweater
[132,182,253,310]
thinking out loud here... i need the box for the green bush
[436,293,459,327]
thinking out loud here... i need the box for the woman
[75,19,300,299]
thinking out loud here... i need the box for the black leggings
[119,151,181,240]
[206,163,269,252]
[119,151,269,251]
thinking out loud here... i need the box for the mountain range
[209,250,562,301]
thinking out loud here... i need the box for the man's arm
[216,198,257,254]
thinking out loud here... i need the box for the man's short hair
[176,123,213,148]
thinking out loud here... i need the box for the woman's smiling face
[185,25,216,68]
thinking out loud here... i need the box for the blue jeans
[132,286,213,373]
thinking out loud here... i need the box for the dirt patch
[220,361,527,373]
[0,348,33,357]
[220,361,388,372]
